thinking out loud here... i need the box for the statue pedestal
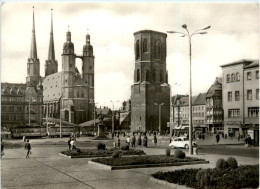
[93,123,109,140]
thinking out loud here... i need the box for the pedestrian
[25,139,31,158]
[216,134,220,144]
[1,138,4,158]
[153,132,157,146]
[248,135,252,146]
[202,134,205,141]
[131,134,136,148]
[117,135,120,148]
[126,135,130,146]
[143,134,148,148]
[238,133,240,141]
[70,138,76,150]
[68,137,71,150]
[137,134,142,147]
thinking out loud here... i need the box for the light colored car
[169,137,197,149]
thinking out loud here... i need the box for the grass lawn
[92,155,205,166]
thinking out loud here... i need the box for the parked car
[169,137,197,149]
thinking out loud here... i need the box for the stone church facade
[1,8,95,130]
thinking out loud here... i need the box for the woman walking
[153,132,157,146]
[25,139,31,158]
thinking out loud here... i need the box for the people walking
[137,134,142,147]
[70,138,76,150]
[131,134,136,148]
[202,134,205,141]
[153,132,157,146]
[116,135,120,148]
[126,135,130,146]
[143,133,148,148]
[216,134,220,144]
[68,137,71,150]
[25,139,31,158]
[1,138,4,158]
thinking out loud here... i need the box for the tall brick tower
[131,30,170,133]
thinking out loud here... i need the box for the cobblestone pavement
[1,142,258,189]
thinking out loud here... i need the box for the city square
[1,2,259,189]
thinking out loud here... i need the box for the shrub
[165,148,171,156]
[226,157,238,169]
[112,151,121,159]
[76,148,81,153]
[174,149,186,158]
[216,158,228,169]
[97,143,106,150]
[121,145,130,151]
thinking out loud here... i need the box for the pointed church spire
[48,9,55,61]
[30,6,37,59]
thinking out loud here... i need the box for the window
[236,72,240,81]
[137,69,140,82]
[256,70,259,79]
[155,40,161,58]
[136,40,140,60]
[247,90,252,100]
[228,109,240,118]
[160,71,163,82]
[235,91,240,101]
[256,89,259,100]
[226,74,230,83]
[247,72,252,80]
[231,73,235,82]
[248,107,259,117]
[145,70,150,81]
[142,39,148,52]
[228,92,232,102]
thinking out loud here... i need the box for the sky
[1,2,259,109]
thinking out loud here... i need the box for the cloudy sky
[1,2,259,109]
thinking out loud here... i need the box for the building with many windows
[192,93,207,132]
[1,83,27,131]
[206,77,224,133]
[221,59,259,143]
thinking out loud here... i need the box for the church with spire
[1,7,95,131]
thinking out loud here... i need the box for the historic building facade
[192,93,207,132]
[42,10,95,125]
[221,59,259,139]
[1,8,95,131]
[205,77,223,133]
[130,30,170,133]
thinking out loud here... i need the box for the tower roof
[30,6,37,59]
[48,9,55,61]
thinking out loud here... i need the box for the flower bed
[60,148,145,157]
[91,155,205,166]
[152,164,259,189]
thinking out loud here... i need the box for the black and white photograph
[1,1,259,189]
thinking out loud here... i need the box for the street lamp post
[154,103,164,134]
[111,100,119,135]
[167,25,210,155]
[27,97,36,126]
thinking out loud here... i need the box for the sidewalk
[1,144,258,189]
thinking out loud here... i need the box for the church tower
[45,9,58,76]
[26,7,41,87]
[25,7,43,126]
[60,28,76,122]
[130,30,170,133]
[82,32,95,120]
